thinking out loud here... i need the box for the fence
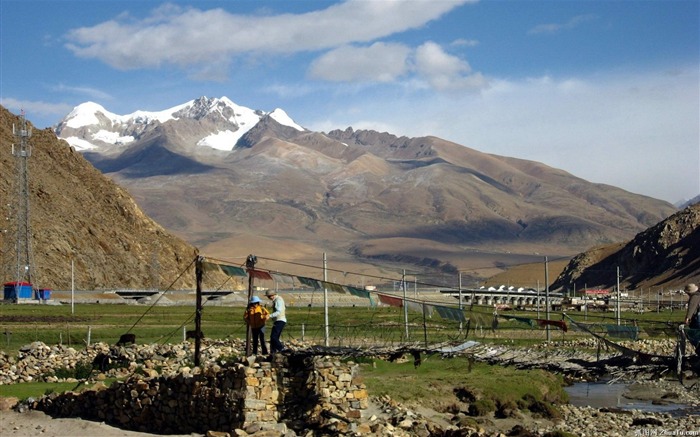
[0,300,685,355]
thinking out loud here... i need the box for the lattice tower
[8,111,35,286]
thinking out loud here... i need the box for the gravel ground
[0,408,203,437]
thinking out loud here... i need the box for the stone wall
[274,355,369,432]
[33,354,367,435]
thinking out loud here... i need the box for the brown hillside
[0,106,204,290]
[53,101,682,289]
[76,118,678,288]
[550,202,700,291]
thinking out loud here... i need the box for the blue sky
[1,0,698,205]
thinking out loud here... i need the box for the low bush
[468,398,495,416]
[51,360,93,380]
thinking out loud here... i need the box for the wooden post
[545,256,550,342]
[403,270,409,340]
[423,302,428,348]
[194,255,203,366]
[245,254,257,356]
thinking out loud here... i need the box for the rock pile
[539,403,700,437]
[0,339,246,385]
[6,342,371,436]
[2,340,700,436]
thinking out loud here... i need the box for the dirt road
[0,407,203,437]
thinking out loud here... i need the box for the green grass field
[0,300,684,354]
[359,356,568,412]
[0,301,685,415]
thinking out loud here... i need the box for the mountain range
[53,96,678,287]
[0,106,209,291]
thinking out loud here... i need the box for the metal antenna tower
[11,110,34,286]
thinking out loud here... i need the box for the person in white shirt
[265,289,287,355]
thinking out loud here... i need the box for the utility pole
[323,252,329,347]
[245,254,257,356]
[403,270,409,339]
[545,256,550,342]
[194,256,203,366]
[616,266,621,326]
[458,272,463,332]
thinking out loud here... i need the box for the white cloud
[65,0,474,71]
[309,66,699,204]
[451,38,479,47]
[0,97,73,124]
[413,41,487,91]
[528,14,597,35]
[307,41,487,92]
[50,84,113,101]
[263,83,315,99]
[309,42,411,82]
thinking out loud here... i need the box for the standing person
[244,296,269,355]
[265,289,287,355]
[683,283,700,352]
[684,283,700,327]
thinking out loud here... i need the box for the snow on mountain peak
[57,97,304,152]
[64,102,118,128]
[270,108,304,131]
[63,101,176,130]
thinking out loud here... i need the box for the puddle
[565,381,698,416]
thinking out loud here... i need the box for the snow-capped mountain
[45,99,682,289]
[55,96,304,152]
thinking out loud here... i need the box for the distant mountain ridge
[56,96,303,152]
[53,97,679,285]
[679,195,700,209]
[551,202,700,291]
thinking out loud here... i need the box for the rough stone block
[243,398,267,410]
[353,389,368,400]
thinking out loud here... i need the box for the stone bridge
[442,289,564,309]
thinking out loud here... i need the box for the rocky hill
[551,202,700,291]
[52,97,680,286]
[0,106,206,291]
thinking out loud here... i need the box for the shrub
[495,399,521,418]
[52,366,74,379]
[521,393,562,420]
[468,398,495,416]
[216,354,238,366]
[344,356,374,365]
[51,360,93,380]
[74,361,93,380]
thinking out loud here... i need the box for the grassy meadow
[359,356,568,414]
[0,300,685,412]
[0,299,685,354]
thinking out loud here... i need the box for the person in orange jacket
[244,295,270,355]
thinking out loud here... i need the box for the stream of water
[565,381,699,416]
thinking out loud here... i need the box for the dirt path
[0,408,202,437]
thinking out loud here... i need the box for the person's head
[265,289,277,299]
[684,283,698,295]
[249,295,261,305]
